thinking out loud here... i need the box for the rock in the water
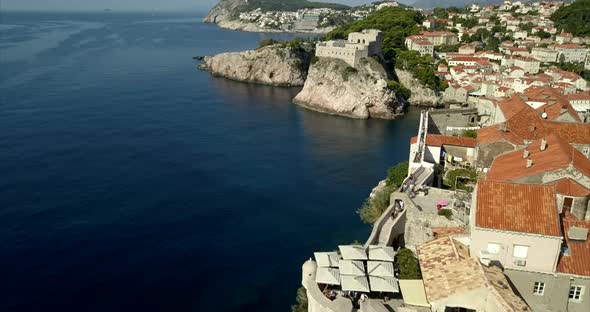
[199,45,309,87]
[396,68,440,106]
[293,58,403,119]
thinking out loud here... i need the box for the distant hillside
[551,0,590,37]
[237,0,350,12]
[410,0,505,9]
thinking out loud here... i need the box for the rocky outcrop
[293,58,403,119]
[198,45,310,87]
[203,0,243,24]
[396,68,440,106]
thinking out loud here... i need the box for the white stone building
[316,29,383,68]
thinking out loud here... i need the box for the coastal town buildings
[299,1,590,311]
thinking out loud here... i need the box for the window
[513,245,529,258]
[487,243,501,254]
[569,285,584,302]
[533,282,545,296]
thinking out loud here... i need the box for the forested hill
[551,0,590,37]
[235,0,350,12]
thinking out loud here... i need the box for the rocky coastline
[198,45,310,87]
[396,68,441,107]
[293,58,403,119]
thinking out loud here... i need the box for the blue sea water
[0,11,419,312]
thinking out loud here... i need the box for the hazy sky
[2,0,386,12]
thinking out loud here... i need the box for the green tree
[396,248,422,279]
[386,162,409,187]
[291,287,308,312]
[357,184,395,224]
[551,0,590,37]
[462,129,478,138]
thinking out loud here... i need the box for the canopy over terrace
[339,245,368,260]
[316,267,341,285]
[368,276,399,293]
[314,251,340,267]
[367,261,394,277]
[340,275,370,292]
[339,260,366,275]
[368,245,395,262]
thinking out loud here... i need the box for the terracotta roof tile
[477,124,523,146]
[552,178,590,197]
[417,237,530,310]
[544,122,590,145]
[475,180,561,236]
[496,94,530,121]
[557,217,590,277]
[487,135,590,182]
[425,134,477,148]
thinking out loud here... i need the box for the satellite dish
[541,112,548,119]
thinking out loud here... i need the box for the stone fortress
[315,29,383,68]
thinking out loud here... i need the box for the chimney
[499,123,507,132]
[561,105,568,115]
[523,149,530,158]
[526,159,533,168]
[540,138,547,151]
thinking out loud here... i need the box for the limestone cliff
[396,68,440,107]
[198,45,310,87]
[203,0,243,24]
[293,58,403,119]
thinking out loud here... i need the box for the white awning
[368,246,395,262]
[339,245,368,260]
[367,261,394,277]
[316,267,341,285]
[341,275,370,292]
[369,276,399,293]
[339,260,366,275]
[314,251,340,267]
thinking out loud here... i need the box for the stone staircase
[376,217,396,246]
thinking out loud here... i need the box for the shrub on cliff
[290,287,308,312]
[258,38,279,49]
[358,184,395,224]
[341,66,358,81]
[396,248,422,279]
[387,81,411,99]
[386,162,409,188]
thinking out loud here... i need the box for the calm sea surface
[0,11,419,312]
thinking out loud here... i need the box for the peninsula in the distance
[203,0,400,33]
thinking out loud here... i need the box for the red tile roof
[557,216,590,277]
[425,134,477,148]
[496,94,530,120]
[552,178,590,197]
[487,135,590,182]
[544,122,590,145]
[476,124,523,146]
[475,180,561,236]
[410,134,476,148]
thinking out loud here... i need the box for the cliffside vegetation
[326,7,450,92]
[551,0,590,37]
[257,38,316,74]
[290,287,308,312]
[358,162,408,224]
[326,7,423,62]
